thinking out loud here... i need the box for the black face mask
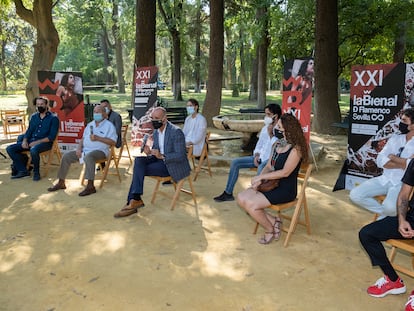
[37,106,46,113]
[273,129,284,140]
[399,122,409,134]
[152,120,163,129]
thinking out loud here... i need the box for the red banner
[38,71,85,152]
[282,58,314,143]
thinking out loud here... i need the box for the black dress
[261,146,301,204]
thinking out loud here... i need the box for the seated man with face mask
[6,96,59,181]
[47,105,117,196]
[350,108,414,219]
[113,107,191,218]
[213,103,282,202]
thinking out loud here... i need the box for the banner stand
[309,142,318,171]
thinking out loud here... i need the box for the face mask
[152,120,163,129]
[93,113,103,122]
[186,106,195,115]
[264,116,273,125]
[274,129,284,140]
[104,107,110,114]
[37,106,46,113]
[399,122,409,134]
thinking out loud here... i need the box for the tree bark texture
[203,0,224,127]
[112,1,126,93]
[14,0,59,114]
[313,0,340,133]
[135,0,156,67]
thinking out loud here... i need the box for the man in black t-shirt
[359,158,414,310]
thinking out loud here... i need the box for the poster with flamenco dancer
[334,63,414,191]
[38,71,85,153]
[282,57,314,143]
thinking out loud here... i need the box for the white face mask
[264,116,273,125]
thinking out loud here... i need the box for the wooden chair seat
[386,239,414,278]
[115,124,132,166]
[253,163,313,247]
[187,132,212,181]
[22,138,61,177]
[80,146,121,188]
[1,109,26,138]
[149,175,197,211]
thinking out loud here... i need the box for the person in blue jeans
[6,96,59,181]
[214,103,281,202]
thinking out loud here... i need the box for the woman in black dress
[237,113,308,244]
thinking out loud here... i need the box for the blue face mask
[93,113,103,122]
[186,106,195,115]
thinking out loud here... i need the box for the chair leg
[170,179,185,210]
[303,198,311,235]
[151,179,163,204]
[253,222,259,234]
[283,202,304,247]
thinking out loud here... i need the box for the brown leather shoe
[78,186,97,197]
[129,199,145,209]
[47,183,66,192]
[113,199,145,218]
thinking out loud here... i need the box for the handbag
[256,178,280,192]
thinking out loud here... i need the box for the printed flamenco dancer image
[55,73,83,116]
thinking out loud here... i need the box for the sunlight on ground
[0,243,32,273]
[47,253,62,264]
[87,231,126,255]
[31,193,67,212]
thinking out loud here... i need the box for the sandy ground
[0,130,413,311]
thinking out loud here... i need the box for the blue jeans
[224,156,265,194]
[6,134,53,173]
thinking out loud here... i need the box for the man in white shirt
[182,98,207,157]
[214,103,281,202]
[47,105,117,196]
[350,108,414,219]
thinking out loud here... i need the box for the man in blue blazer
[114,107,191,218]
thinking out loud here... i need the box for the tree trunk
[194,1,201,93]
[14,0,59,114]
[112,0,125,93]
[0,39,6,91]
[393,21,406,63]
[203,0,224,127]
[313,0,340,133]
[256,5,270,109]
[135,0,156,67]
[101,31,111,84]
[239,29,247,92]
[249,50,258,101]
[172,31,183,101]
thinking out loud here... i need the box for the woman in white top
[182,98,207,157]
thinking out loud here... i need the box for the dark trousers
[359,215,414,269]
[6,135,53,173]
[127,156,169,203]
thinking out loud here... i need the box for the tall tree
[203,0,224,126]
[111,0,125,93]
[13,0,59,113]
[135,0,156,67]
[158,0,184,101]
[313,0,340,133]
[256,2,270,108]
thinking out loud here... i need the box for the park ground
[0,126,413,311]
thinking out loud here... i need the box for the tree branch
[13,0,34,26]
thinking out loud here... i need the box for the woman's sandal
[258,231,277,245]
[273,217,282,241]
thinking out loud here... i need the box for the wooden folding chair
[22,137,62,177]
[115,124,132,166]
[253,163,313,247]
[149,175,197,211]
[1,109,26,138]
[187,132,212,181]
[385,239,414,278]
[80,146,121,188]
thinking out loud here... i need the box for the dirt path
[0,131,411,311]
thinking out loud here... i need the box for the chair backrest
[297,163,312,199]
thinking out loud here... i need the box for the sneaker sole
[368,286,406,298]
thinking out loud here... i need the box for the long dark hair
[280,113,308,163]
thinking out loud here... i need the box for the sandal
[273,217,282,241]
[258,231,277,245]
